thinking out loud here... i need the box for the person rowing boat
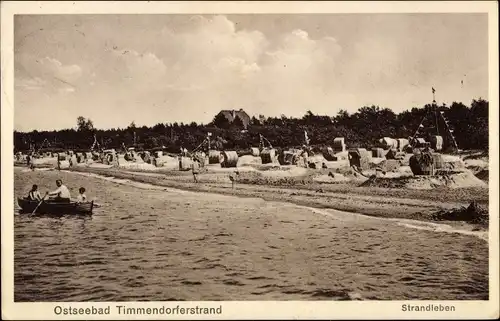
[26,184,42,201]
[47,179,71,203]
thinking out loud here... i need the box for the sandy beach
[14,167,488,301]
[68,164,489,228]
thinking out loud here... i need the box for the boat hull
[17,198,94,215]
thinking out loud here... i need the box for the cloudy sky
[14,14,488,131]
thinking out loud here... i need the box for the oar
[30,192,48,216]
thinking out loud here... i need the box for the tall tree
[212,113,231,129]
[77,116,94,132]
[232,115,244,128]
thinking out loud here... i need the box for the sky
[14,13,488,131]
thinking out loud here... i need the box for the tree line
[14,99,488,153]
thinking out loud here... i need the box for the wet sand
[13,168,488,301]
[69,166,489,230]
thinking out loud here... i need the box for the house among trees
[213,109,251,129]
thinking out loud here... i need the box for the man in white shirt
[48,179,71,203]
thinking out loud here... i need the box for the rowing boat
[17,198,94,215]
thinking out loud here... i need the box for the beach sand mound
[462,151,488,161]
[464,158,488,169]
[259,166,310,178]
[236,166,314,185]
[31,157,58,169]
[75,162,90,167]
[435,170,488,189]
[431,201,488,224]
[369,159,403,172]
[313,172,351,184]
[360,169,487,190]
[88,163,115,169]
[397,166,414,177]
[466,165,485,175]
[475,169,489,182]
[237,155,262,167]
[369,157,386,165]
[325,167,371,182]
[207,166,256,173]
[248,163,282,171]
[317,160,349,170]
[153,156,179,169]
[118,163,158,171]
[21,167,55,173]
[440,155,466,171]
[463,158,488,179]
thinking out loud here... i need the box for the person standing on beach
[191,158,200,183]
[27,154,35,171]
[229,170,239,189]
[48,179,71,203]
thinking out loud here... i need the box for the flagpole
[410,86,435,146]
[411,116,426,145]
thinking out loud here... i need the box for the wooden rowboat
[17,198,94,215]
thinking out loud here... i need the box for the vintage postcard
[1,1,499,320]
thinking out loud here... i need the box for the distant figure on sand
[26,153,35,171]
[191,158,200,183]
[76,187,87,203]
[229,170,239,189]
[27,184,42,201]
[48,179,71,203]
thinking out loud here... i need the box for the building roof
[218,109,251,123]
[219,109,249,117]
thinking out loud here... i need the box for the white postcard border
[1,1,498,320]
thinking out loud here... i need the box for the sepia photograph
[1,1,499,320]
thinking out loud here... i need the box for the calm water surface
[14,169,489,301]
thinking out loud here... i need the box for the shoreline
[14,165,489,231]
[52,166,488,231]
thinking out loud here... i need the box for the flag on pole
[432,87,436,93]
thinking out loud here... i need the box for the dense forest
[14,99,489,153]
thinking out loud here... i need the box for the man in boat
[26,184,42,201]
[48,179,71,203]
